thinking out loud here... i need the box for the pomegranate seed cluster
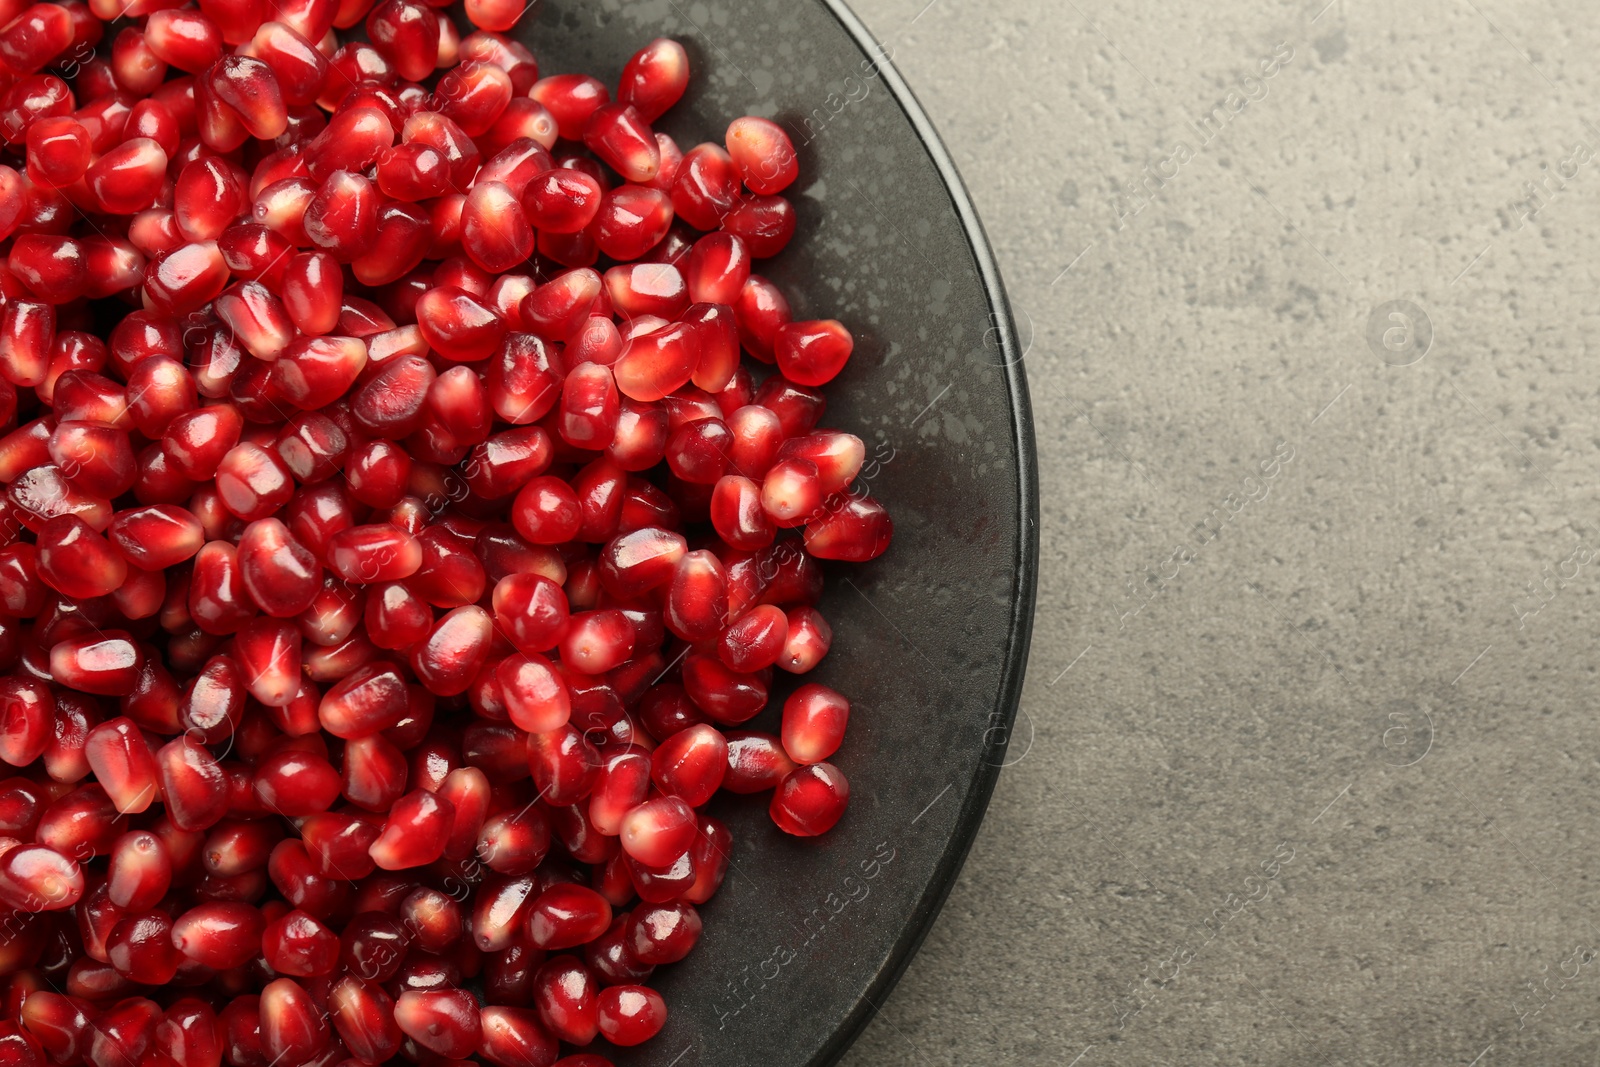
[0,0,895,1063]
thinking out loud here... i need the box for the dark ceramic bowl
[498,2,1039,1063]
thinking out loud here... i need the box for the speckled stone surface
[836,1,1600,1065]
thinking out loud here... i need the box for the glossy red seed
[617,795,695,868]
[171,900,266,968]
[619,38,689,124]
[532,955,598,1045]
[0,4,73,74]
[325,975,400,1063]
[804,493,892,561]
[770,760,849,836]
[24,117,91,188]
[49,632,142,697]
[369,787,453,869]
[521,168,602,235]
[593,185,673,261]
[260,977,330,1066]
[672,143,739,230]
[650,723,727,806]
[595,984,665,1046]
[156,735,229,832]
[365,0,436,81]
[392,989,480,1058]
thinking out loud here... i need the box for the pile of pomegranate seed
[0,0,895,1063]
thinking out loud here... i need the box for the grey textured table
[837,1,1600,1064]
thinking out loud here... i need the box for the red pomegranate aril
[650,723,727,807]
[761,458,823,528]
[612,320,699,403]
[251,20,329,105]
[588,748,649,836]
[583,103,659,184]
[107,909,183,984]
[604,262,688,321]
[710,474,776,551]
[10,234,88,304]
[261,907,339,976]
[685,232,752,307]
[326,523,420,584]
[715,602,787,672]
[259,977,330,1067]
[0,4,73,74]
[24,117,91,188]
[478,1006,559,1067]
[530,73,609,140]
[777,604,833,673]
[770,760,849,836]
[593,185,673,262]
[339,733,405,814]
[594,984,665,1047]
[328,975,401,1063]
[532,955,598,1045]
[391,988,480,1059]
[208,54,288,140]
[0,300,52,388]
[237,518,323,618]
[317,661,406,739]
[617,795,695,868]
[527,724,599,807]
[253,746,340,817]
[524,883,612,951]
[365,0,436,81]
[721,192,797,258]
[49,632,142,696]
[0,844,82,910]
[435,60,514,137]
[619,38,688,123]
[369,787,453,869]
[521,168,602,236]
[82,717,159,814]
[406,604,490,695]
[804,494,893,561]
[558,610,635,676]
[169,901,263,969]
[156,735,229,832]
[476,809,549,879]
[671,143,738,230]
[155,998,223,1067]
[21,991,92,1065]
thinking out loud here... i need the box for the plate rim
[805,1,1042,1063]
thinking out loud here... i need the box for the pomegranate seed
[770,760,849,836]
[24,118,91,189]
[617,795,695,868]
[156,735,229,831]
[650,723,727,806]
[259,977,330,1066]
[324,975,399,1062]
[368,787,452,869]
[593,185,672,262]
[619,38,688,124]
[365,0,436,81]
[108,910,183,984]
[478,1006,558,1067]
[49,632,142,696]
[528,725,599,807]
[279,252,343,337]
[673,142,743,228]
[804,494,892,561]
[261,907,339,975]
[532,955,598,1045]
[155,998,223,1067]
[0,4,73,75]
[594,984,665,1046]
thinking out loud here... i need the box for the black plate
[501,3,1039,1063]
